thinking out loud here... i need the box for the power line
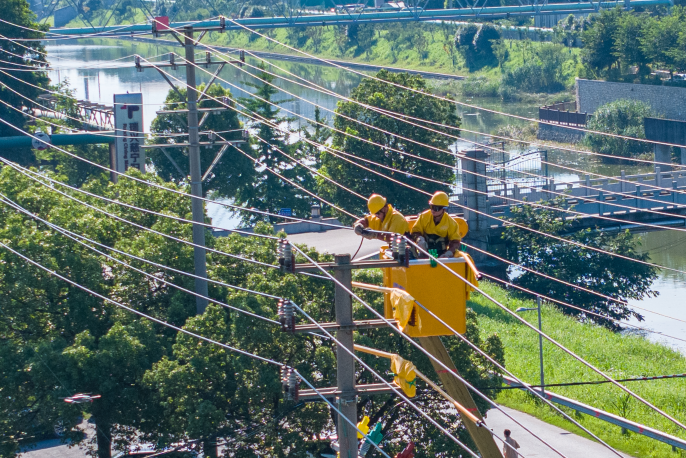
[489,373,686,390]
[289,243,619,457]
[403,237,686,434]
[223,18,686,153]
[0,236,395,458]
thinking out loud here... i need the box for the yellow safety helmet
[455,217,469,239]
[367,194,387,214]
[429,191,450,207]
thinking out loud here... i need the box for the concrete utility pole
[419,336,503,458]
[334,254,358,458]
[183,26,209,315]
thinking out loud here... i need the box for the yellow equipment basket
[381,253,468,337]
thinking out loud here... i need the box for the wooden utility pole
[419,336,503,458]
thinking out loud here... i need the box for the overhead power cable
[0,158,278,240]
[173,53,686,270]
[402,237,686,434]
[462,242,686,325]
[289,243,619,457]
[223,19,686,153]
[197,48,686,228]
[492,373,686,390]
[0,154,280,270]
[233,48,686,175]
[0,193,282,324]
[0,117,352,231]
[0,237,395,458]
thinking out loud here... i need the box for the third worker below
[411,191,463,258]
[354,194,409,242]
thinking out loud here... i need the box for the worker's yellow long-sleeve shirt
[364,205,409,234]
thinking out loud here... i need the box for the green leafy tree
[585,99,654,161]
[237,65,313,223]
[640,7,686,76]
[0,0,49,165]
[322,70,460,219]
[612,12,649,75]
[502,197,659,329]
[581,7,622,78]
[149,83,255,198]
[455,23,500,71]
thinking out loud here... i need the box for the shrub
[460,75,499,97]
[585,99,654,161]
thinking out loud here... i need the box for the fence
[539,104,588,127]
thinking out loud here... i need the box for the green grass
[469,282,686,458]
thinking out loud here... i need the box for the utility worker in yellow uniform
[354,194,409,242]
[411,191,462,258]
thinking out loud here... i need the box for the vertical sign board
[113,93,145,173]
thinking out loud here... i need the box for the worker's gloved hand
[354,224,365,236]
[362,230,376,240]
[439,250,454,259]
[416,236,428,251]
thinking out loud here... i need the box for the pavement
[288,228,386,259]
[21,406,634,458]
[486,405,633,458]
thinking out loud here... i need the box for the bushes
[455,23,500,70]
[459,75,499,97]
[585,99,654,161]
[502,43,572,94]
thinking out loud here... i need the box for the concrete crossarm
[502,375,686,451]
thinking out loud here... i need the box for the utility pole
[537,296,545,394]
[183,26,209,315]
[136,19,245,317]
[334,254,358,458]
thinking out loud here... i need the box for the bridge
[35,95,114,131]
[47,0,670,35]
[457,150,686,249]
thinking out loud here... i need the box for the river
[44,38,686,354]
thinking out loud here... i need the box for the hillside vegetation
[472,282,686,458]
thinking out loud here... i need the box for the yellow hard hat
[429,191,450,207]
[455,217,468,239]
[367,194,387,214]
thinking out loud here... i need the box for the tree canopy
[321,70,460,219]
[502,197,659,329]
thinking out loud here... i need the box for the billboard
[114,93,145,174]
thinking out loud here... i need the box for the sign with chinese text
[114,93,145,173]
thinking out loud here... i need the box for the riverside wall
[576,78,686,120]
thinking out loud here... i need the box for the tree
[585,99,654,161]
[237,65,313,224]
[640,7,686,76]
[321,70,460,220]
[502,43,572,94]
[0,0,49,165]
[581,7,622,78]
[455,23,500,71]
[502,197,659,329]
[612,12,649,75]
[149,83,255,198]
[0,166,197,456]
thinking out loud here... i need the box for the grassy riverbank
[471,282,686,458]
[62,12,577,102]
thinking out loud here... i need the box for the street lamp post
[516,296,545,393]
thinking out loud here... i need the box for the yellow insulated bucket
[382,255,468,337]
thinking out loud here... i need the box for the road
[486,405,633,458]
[22,406,634,457]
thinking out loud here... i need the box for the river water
[44,39,686,353]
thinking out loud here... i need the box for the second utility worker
[354,194,409,242]
[411,191,461,258]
